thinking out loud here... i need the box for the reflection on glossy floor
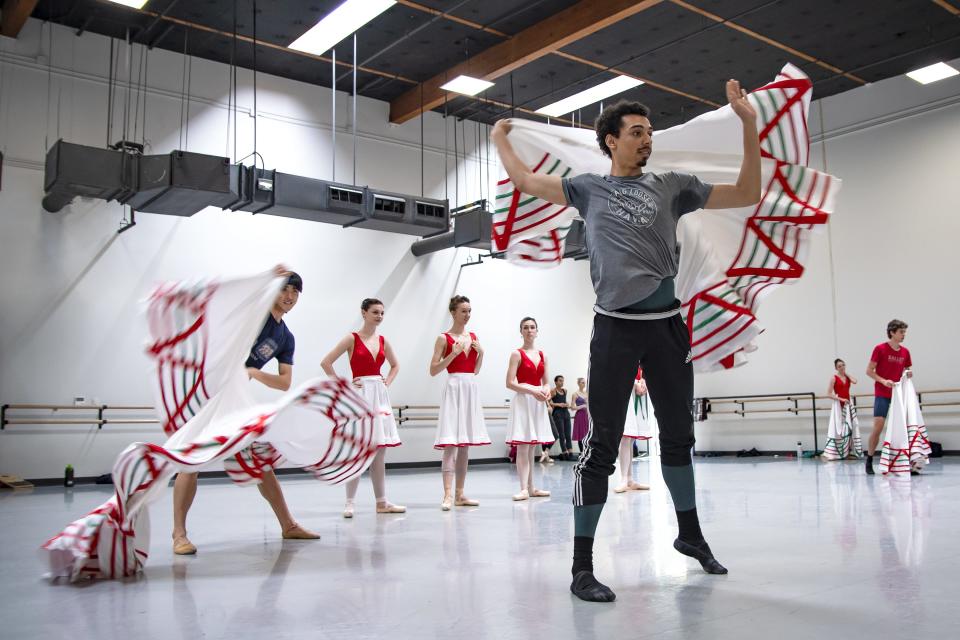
[4,457,959,639]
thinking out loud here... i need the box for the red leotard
[636,366,643,381]
[349,333,385,378]
[517,349,545,385]
[833,374,851,403]
[444,332,479,374]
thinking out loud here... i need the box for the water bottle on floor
[795,442,803,459]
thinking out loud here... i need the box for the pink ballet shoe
[441,496,453,511]
[455,496,479,507]
[613,484,628,494]
[376,502,406,514]
[342,502,355,519]
[512,490,530,501]
[530,489,551,497]
[627,482,650,491]
[173,536,197,555]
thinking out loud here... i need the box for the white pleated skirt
[505,392,555,445]
[623,397,653,440]
[357,375,401,448]
[434,373,491,448]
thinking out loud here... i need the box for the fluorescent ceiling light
[104,0,150,7]
[440,75,495,96]
[905,62,959,85]
[536,75,644,117]
[289,0,396,56]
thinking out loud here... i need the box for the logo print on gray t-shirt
[608,186,658,227]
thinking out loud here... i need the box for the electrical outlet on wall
[73,395,87,407]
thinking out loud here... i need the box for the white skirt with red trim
[623,394,653,440]
[505,391,555,445]
[434,373,491,448]
[357,376,401,448]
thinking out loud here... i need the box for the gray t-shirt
[561,172,713,310]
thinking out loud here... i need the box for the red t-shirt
[870,343,912,399]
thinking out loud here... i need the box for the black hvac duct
[122,151,238,216]
[410,205,491,257]
[42,140,133,212]
[40,141,450,237]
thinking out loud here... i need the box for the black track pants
[573,310,695,506]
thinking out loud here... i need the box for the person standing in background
[865,319,912,475]
[549,376,573,460]
[571,378,590,453]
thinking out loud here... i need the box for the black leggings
[553,409,572,451]
[573,311,694,506]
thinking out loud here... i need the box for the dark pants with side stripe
[573,311,695,506]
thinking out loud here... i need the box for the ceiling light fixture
[536,75,644,118]
[440,75,495,96]
[905,61,959,85]
[289,0,396,56]
[104,0,150,8]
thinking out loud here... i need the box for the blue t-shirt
[245,315,295,369]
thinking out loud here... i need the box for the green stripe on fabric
[546,159,561,175]
[693,307,728,332]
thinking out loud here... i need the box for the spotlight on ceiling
[440,75,495,96]
[905,62,959,85]
[104,0,150,7]
[536,75,644,118]
[289,0,396,56]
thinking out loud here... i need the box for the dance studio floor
[3,457,958,639]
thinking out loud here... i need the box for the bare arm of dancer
[383,338,400,387]
[704,79,761,210]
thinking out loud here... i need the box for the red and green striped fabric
[493,64,839,372]
[43,273,378,581]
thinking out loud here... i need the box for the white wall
[1,20,958,479]
[0,20,595,479]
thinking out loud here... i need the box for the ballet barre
[1,402,515,429]
[1,403,156,430]
[701,387,960,450]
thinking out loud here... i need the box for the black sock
[572,536,594,575]
[676,507,704,542]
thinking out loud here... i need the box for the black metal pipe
[410,231,455,257]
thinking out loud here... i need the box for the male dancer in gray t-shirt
[492,79,760,602]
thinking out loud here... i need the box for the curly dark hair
[595,100,650,158]
[886,319,908,338]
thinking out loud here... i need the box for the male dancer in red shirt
[864,319,912,475]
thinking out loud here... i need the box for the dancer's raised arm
[491,119,568,205]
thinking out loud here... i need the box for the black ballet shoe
[673,538,728,575]
[570,570,616,602]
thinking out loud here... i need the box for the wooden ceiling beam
[1,0,39,38]
[395,0,509,38]
[388,0,664,124]
[931,0,960,16]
